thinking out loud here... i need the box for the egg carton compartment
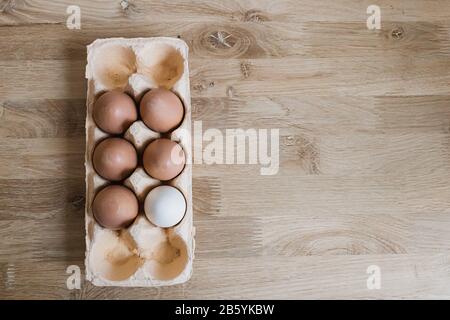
[85,37,194,287]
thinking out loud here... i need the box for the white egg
[144,185,186,228]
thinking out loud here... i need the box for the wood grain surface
[1,0,450,299]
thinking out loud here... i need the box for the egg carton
[84,37,194,287]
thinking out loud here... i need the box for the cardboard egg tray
[84,37,194,286]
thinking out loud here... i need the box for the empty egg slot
[137,44,185,90]
[127,216,189,281]
[90,219,190,282]
[89,229,143,282]
[144,232,189,280]
[92,45,137,90]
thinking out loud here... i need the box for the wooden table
[1,0,450,299]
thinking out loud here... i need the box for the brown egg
[93,138,137,181]
[93,91,137,134]
[92,185,138,230]
[140,88,184,133]
[143,139,185,181]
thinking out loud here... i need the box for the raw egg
[140,88,184,133]
[144,185,186,228]
[93,91,137,134]
[143,138,185,181]
[93,137,137,181]
[92,185,139,230]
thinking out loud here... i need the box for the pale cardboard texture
[84,37,194,287]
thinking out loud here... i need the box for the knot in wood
[391,27,404,40]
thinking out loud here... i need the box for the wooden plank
[1,212,450,265]
[2,0,450,26]
[1,129,449,178]
[0,138,83,155]
[1,56,450,100]
[1,21,450,60]
[0,178,84,220]
[0,99,85,138]
[189,56,450,97]
[1,254,449,299]
[193,95,450,133]
[1,165,450,220]
[0,218,85,263]
[2,96,450,139]
[217,169,450,217]
[0,132,82,179]
[260,213,450,256]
